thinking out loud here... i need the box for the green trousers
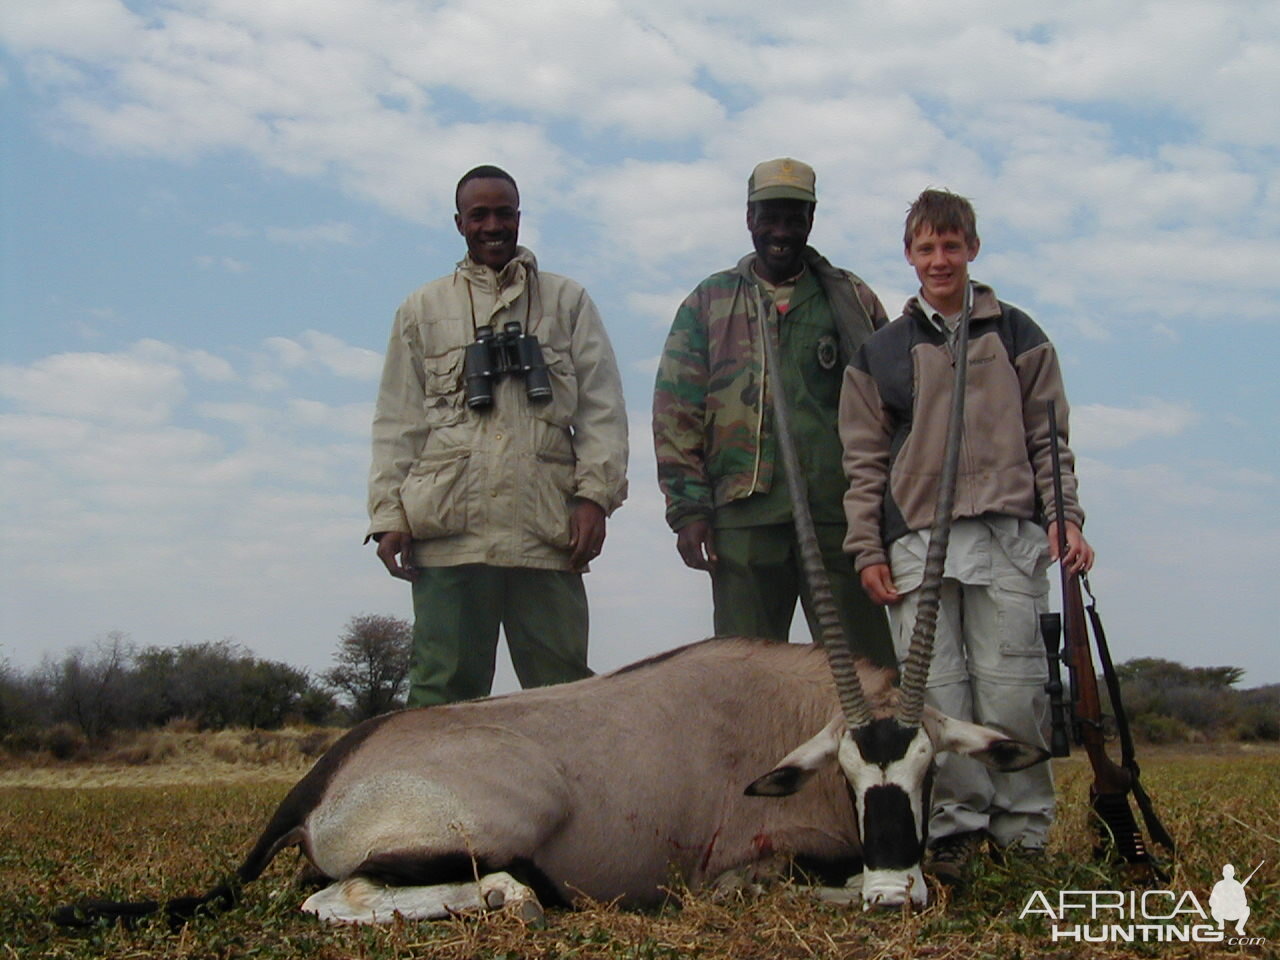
[408,565,592,707]
[710,523,895,668]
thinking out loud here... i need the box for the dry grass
[0,726,342,788]
[1,736,1276,959]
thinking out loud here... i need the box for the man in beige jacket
[368,165,628,706]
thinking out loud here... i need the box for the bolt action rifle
[1041,400,1175,877]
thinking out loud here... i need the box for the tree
[53,632,134,739]
[129,640,322,730]
[1116,658,1245,689]
[1116,657,1255,742]
[324,614,412,721]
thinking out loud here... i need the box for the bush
[1232,686,1280,741]
[105,733,180,766]
[1132,713,1194,744]
[40,723,91,761]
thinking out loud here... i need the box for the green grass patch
[2,746,1276,958]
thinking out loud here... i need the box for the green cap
[747,157,817,203]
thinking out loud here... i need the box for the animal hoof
[813,886,861,905]
[484,887,506,909]
[518,898,546,927]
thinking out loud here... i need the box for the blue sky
[2,0,1278,690]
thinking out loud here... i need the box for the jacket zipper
[747,283,767,496]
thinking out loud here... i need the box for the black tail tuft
[53,883,239,932]
[162,883,238,930]
[52,898,160,929]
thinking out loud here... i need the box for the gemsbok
[56,284,1045,927]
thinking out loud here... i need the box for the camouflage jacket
[653,249,886,532]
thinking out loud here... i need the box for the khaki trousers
[888,526,1055,849]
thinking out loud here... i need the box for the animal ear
[744,717,843,797]
[921,708,1048,772]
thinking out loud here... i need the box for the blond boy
[839,189,1092,882]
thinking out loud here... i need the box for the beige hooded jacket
[368,248,628,570]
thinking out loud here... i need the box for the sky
[2,0,1277,693]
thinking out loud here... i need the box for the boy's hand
[860,563,901,605]
[1048,520,1094,575]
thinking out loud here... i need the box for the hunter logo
[1019,861,1267,947]
[1210,861,1262,935]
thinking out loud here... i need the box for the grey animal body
[55,636,1041,927]
[53,275,1049,929]
[55,639,880,925]
[301,638,872,907]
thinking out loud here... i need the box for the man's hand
[375,531,419,582]
[1047,520,1094,575]
[568,499,607,572]
[676,519,718,572]
[859,563,901,606]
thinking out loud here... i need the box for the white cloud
[132,340,238,382]
[3,0,1278,687]
[0,346,187,424]
[627,290,690,332]
[195,254,250,273]
[0,0,142,60]
[0,334,380,670]
[263,330,383,380]
[1072,399,1199,452]
[287,398,375,436]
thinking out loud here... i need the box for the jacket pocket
[421,348,467,427]
[988,574,1051,683]
[400,450,473,540]
[527,450,576,550]
[528,345,577,429]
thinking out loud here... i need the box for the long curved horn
[758,294,872,729]
[896,284,971,727]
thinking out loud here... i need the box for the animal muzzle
[860,865,927,910]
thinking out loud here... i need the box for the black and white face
[747,710,1047,908]
[840,719,935,908]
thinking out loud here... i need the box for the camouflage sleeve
[856,279,890,330]
[652,294,713,531]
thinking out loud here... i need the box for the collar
[916,294,962,335]
[736,250,822,312]
[457,246,538,291]
[904,281,1001,330]
[750,259,807,289]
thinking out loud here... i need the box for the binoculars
[463,321,553,410]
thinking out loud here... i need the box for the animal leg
[808,877,863,906]
[301,871,541,925]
